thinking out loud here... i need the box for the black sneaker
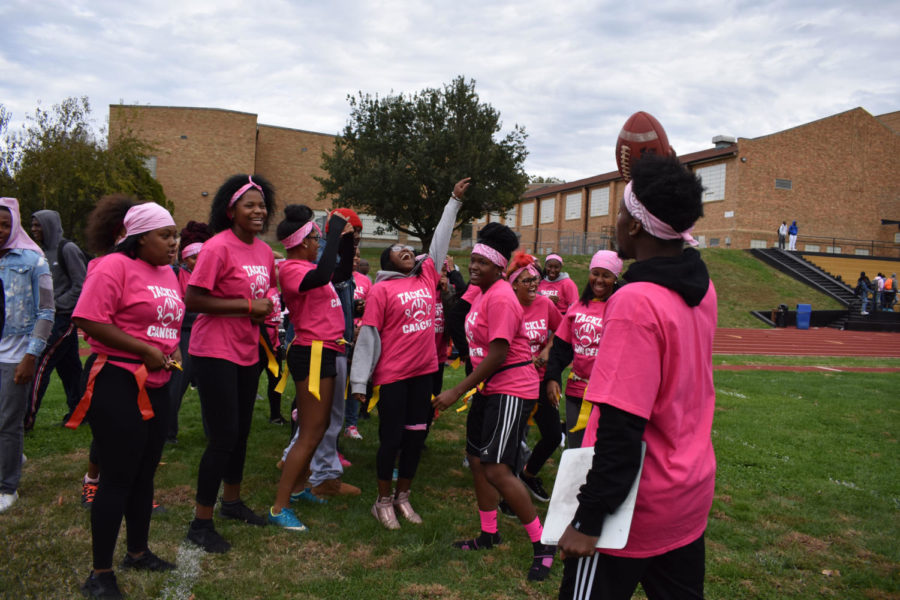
[520,472,550,502]
[81,570,123,599]
[269,415,287,425]
[219,498,266,526]
[121,549,176,571]
[528,543,556,581]
[186,523,231,554]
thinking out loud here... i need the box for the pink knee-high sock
[523,516,543,543]
[479,509,498,534]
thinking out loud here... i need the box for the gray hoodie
[32,210,87,314]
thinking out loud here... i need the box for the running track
[713,327,900,358]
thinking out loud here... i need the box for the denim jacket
[0,248,55,356]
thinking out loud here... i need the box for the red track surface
[713,327,900,358]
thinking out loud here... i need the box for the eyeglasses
[391,245,414,253]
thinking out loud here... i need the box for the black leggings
[524,382,562,475]
[376,373,433,481]
[193,356,261,507]
[87,363,168,570]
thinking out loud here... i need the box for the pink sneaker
[344,425,363,440]
[338,453,352,468]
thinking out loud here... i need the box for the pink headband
[116,203,175,246]
[472,243,508,269]
[510,264,540,285]
[182,243,203,259]
[229,176,264,207]
[623,181,698,247]
[589,250,623,277]
[0,197,43,255]
[545,254,563,265]
[281,221,321,249]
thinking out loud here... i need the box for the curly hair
[208,174,276,233]
[476,223,519,262]
[505,250,537,281]
[276,204,315,241]
[84,194,142,256]
[178,220,214,261]
[630,154,704,233]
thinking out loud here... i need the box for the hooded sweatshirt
[349,195,461,394]
[32,210,87,315]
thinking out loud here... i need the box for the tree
[316,76,528,248]
[529,175,566,184]
[0,97,167,244]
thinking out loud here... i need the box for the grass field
[2,248,896,599]
[3,353,898,599]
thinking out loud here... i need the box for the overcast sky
[2,0,898,181]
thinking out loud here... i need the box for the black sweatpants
[524,380,562,475]
[559,534,705,600]
[193,356,261,507]
[87,363,169,570]
[376,373,433,481]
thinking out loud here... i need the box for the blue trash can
[796,303,811,330]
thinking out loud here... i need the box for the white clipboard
[540,442,645,549]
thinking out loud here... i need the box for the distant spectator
[886,274,897,311]
[787,220,798,251]
[873,273,884,311]
[855,272,872,315]
[777,221,787,250]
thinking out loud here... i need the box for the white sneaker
[344,425,363,440]
[0,491,18,513]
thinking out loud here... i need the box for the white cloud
[1,0,897,181]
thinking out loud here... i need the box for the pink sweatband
[545,254,563,265]
[510,264,540,285]
[281,221,321,249]
[472,243,508,269]
[623,181,698,247]
[229,176,264,207]
[589,250,623,277]
[523,516,543,543]
[116,203,175,245]
[479,509,498,534]
[181,243,203,259]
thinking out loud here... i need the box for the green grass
[4,358,898,599]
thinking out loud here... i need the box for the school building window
[775,178,792,190]
[489,212,501,223]
[520,202,534,227]
[750,239,767,249]
[505,205,517,225]
[589,187,609,217]
[565,192,581,220]
[540,198,555,224]
[696,163,725,203]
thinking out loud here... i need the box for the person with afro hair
[433,222,556,582]
[558,154,716,600]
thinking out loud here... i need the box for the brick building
[107,104,421,246]
[494,107,900,257]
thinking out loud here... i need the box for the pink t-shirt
[465,280,539,398]
[361,258,440,386]
[582,281,718,558]
[74,253,185,388]
[188,230,275,366]
[176,266,192,297]
[279,259,345,352]
[555,299,609,399]
[353,271,372,327]
[520,295,562,380]
[538,276,580,315]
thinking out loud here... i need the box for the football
[615,111,675,180]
